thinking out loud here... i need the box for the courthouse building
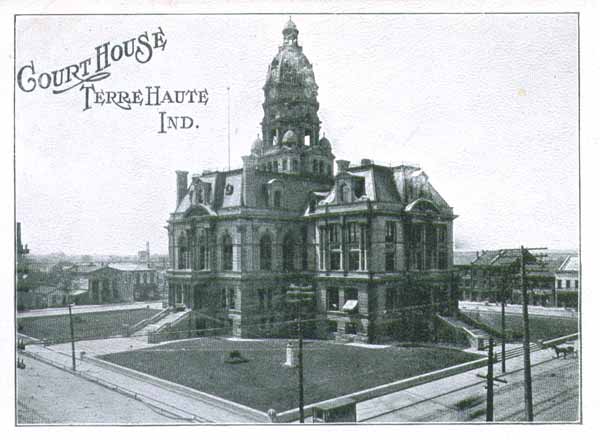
[166,19,458,342]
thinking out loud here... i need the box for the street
[363,353,579,422]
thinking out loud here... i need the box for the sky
[15,14,579,255]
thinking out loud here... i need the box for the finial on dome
[282,17,299,46]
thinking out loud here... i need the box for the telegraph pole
[521,245,534,421]
[227,86,231,171]
[486,337,494,422]
[297,300,304,423]
[68,303,76,371]
[501,292,506,373]
[287,284,314,423]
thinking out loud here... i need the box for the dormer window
[339,183,351,203]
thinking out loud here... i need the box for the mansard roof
[311,162,453,216]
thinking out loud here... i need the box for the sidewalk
[357,345,578,422]
[22,342,267,423]
[459,301,578,319]
[18,301,164,318]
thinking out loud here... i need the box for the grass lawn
[101,338,482,413]
[462,310,578,341]
[17,308,158,343]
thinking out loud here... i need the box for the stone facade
[166,19,458,342]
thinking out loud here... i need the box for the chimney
[176,170,189,205]
[336,160,350,173]
[361,159,372,166]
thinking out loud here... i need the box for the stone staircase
[133,309,190,338]
[437,314,491,350]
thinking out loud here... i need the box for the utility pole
[486,337,494,422]
[501,299,506,373]
[287,284,314,423]
[227,86,231,171]
[297,300,304,423]
[68,303,76,371]
[521,245,534,421]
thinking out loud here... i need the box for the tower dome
[251,135,263,155]
[319,135,331,150]
[261,19,320,148]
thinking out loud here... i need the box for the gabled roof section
[558,255,579,273]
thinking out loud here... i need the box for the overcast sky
[15,14,578,255]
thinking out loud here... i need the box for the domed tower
[252,18,334,177]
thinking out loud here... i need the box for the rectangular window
[328,224,342,271]
[575,280,579,289]
[330,252,341,271]
[557,279,562,289]
[566,280,571,289]
[438,251,448,270]
[221,288,227,310]
[385,222,396,243]
[385,251,395,272]
[282,159,288,171]
[349,252,360,271]
[228,288,235,310]
[258,289,265,312]
[327,287,339,311]
[385,288,395,311]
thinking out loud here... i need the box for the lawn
[101,338,482,413]
[461,310,578,342]
[17,308,158,343]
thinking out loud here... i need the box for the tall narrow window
[313,159,318,174]
[228,288,236,310]
[177,234,188,270]
[259,234,272,270]
[283,233,295,272]
[327,287,339,311]
[347,223,361,271]
[274,190,282,208]
[328,224,342,270]
[222,234,233,271]
[385,222,396,272]
[282,159,288,171]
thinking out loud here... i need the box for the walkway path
[18,301,164,318]
[22,341,266,423]
[460,301,578,319]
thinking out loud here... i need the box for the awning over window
[342,300,358,312]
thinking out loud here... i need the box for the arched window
[177,235,188,270]
[274,190,282,208]
[282,233,295,272]
[222,233,233,271]
[339,183,351,203]
[259,234,272,270]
